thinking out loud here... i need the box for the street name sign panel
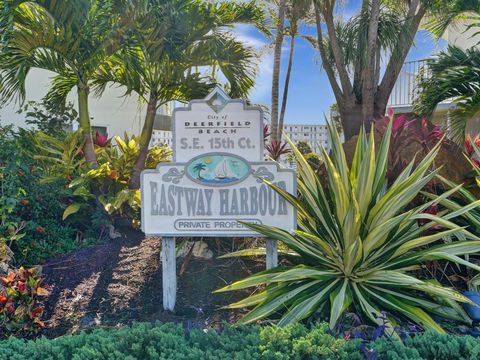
[173,88,264,162]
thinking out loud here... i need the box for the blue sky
[236,1,448,125]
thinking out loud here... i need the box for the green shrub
[0,322,360,360]
[217,121,480,332]
[2,322,480,359]
[0,128,85,265]
[368,331,480,360]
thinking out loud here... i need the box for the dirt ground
[41,229,265,337]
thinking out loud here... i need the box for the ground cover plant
[2,321,480,359]
[217,121,480,333]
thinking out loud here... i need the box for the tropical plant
[217,121,480,333]
[269,0,287,142]
[265,140,291,161]
[278,0,312,141]
[415,46,480,144]
[93,0,264,189]
[0,266,49,337]
[64,134,171,222]
[310,0,478,140]
[26,130,86,184]
[0,0,131,167]
[0,167,26,264]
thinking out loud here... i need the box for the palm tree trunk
[130,95,158,189]
[270,0,287,142]
[77,85,98,168]
[278,29,296,141]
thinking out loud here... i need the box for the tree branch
[320,0,353,98]
[376,0,425,109]
[313,2,343,102]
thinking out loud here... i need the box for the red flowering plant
[93,131,109,147]
[265,140,291,161]
[464,134,480,170]
[376,111,446,184]
[0,267,49,337]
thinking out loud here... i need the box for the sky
[236,1,449,125]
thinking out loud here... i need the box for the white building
[283,124,330,154]
[0,68,173,145]
[150,129,173,148]
[388,18,480,133]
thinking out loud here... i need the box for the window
[92,126,108,136]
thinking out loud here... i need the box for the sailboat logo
[186,153,251,186]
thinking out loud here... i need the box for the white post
[266,239,278,269]
[162,237,176,311]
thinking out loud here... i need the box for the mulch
[40,229,265,337]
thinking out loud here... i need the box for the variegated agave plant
[216,121,480,333]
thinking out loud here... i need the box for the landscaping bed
[40,229,264,337]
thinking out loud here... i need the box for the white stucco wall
[0,68,148,138]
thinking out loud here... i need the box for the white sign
[141,87,296,237]
[173,88,264,162]
[141,88,296,311]
[141,162,296,236]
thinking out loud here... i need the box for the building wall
[0,68,150,138]
[150,129,173,148]
[283,124,330,154]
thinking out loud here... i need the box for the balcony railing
[388,59,430,108]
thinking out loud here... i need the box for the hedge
[1,322,480,359]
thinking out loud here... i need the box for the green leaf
[62,203,81,220]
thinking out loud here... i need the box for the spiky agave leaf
[217,120,480,332]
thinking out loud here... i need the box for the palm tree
[94,0,265,189]
[278,0,311,141]
[193,163,207,180]
[0,0,130,167]
[311,0,480,140]
[270,0,287,142]
[415,46,480,143]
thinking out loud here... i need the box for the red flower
[392,115,407,133]
[387,108,394,119]
[464,134,480,156]
[109,169,119,180]
[94,131,109,147]
[16,281,27,294]
[0,293,7,305]
[30,307,44,318]
[35,227,45,233]
[5,304,15,314]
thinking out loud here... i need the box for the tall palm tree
[310,0,480,140]
[94,0,264,189]
[270,0,287,142]
[415,46,480,143]
[0,0,130,167]
[278,0,311,141]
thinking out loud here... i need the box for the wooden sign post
[141,88,296,311]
